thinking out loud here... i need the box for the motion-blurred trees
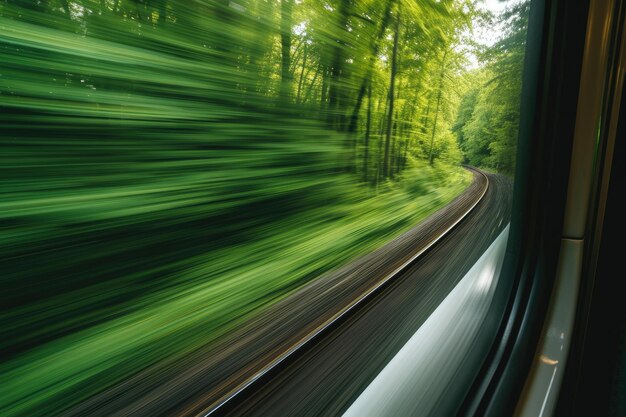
[0,0,481,180]
[0,1,528,413]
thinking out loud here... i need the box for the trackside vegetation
[0,0,528,414]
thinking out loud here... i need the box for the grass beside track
[0,163,470,416]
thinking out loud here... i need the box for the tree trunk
[280,0,294,103]
[428,49,448,165]
[363,81,372,181]
[377,88,388,184]
[303,62,322,104]
[289,36,307,73]
[296,41,309,104]
[420,91,433,139]
[401,105,414,170]
[347,0,395,134]
[327,0,351,128]
[383,8,400,179]
[321,65,329,110]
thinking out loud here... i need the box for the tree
[452,86,479,162]
[458,1,529,174]
[428,48,448,165]
[383,5,400,179]
[280,0,294,103]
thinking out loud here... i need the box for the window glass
[0,0,528,415]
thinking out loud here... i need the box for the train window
[5,0,600,416]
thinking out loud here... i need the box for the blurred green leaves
[0,0,501,414]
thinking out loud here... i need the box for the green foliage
[0,0,527,414]
[453,1,529,174]
[0,0,481,414]
[434,129,465,165]
[452,86,479,161]
[0,162,471,415]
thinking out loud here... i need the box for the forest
[0,0,528,415]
